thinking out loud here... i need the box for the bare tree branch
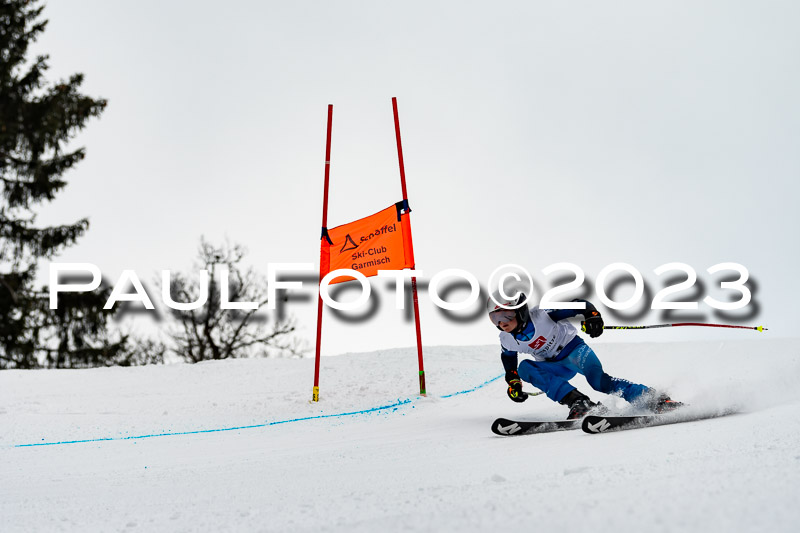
[164,237,306,362]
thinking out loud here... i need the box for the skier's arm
[547,299,604,337]
[501,349,527,402]
[500,348,518,374]
[546,299,597,321]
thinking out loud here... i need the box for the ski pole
[583,322,767,332]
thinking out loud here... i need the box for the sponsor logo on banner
[323,205,412,282]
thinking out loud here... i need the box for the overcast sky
[32,1,800,358]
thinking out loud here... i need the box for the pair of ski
[492,410,721,436]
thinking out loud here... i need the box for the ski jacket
[499,303,593,373]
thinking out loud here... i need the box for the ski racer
[487,291,682,419]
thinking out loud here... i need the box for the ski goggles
[489,309,516,326]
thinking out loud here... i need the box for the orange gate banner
[320,202,414,284]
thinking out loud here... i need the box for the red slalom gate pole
[392,97,426,396]
[313,104,334,402]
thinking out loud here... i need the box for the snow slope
[2,338,799,532]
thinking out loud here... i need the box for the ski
[581,414,661,433]
[581,409,737,434]
[491,417,578,436]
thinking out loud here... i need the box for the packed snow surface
[2,338,799,532]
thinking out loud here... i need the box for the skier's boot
[560,389,605,420]
[643,390,684,414]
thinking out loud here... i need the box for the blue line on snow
[440,374,503,398]
[14,374,503,448]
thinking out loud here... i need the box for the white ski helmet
[486,290,530,331]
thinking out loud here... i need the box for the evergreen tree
[0,1,128,368]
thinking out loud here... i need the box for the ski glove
[505,370,528,403]
[582,309,604,338]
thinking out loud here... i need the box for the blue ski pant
[517,342,649,403]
